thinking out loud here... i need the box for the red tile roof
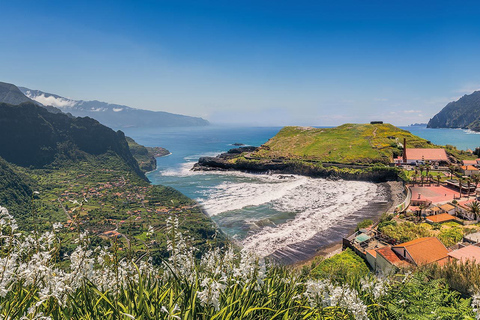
[426,213,456,223]
[394,237,448,266]
[376,247,409,267]
[461,165,479,171]
[463,160,477,166]
[405,148,448,162]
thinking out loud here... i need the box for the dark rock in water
[232,143,245,146]
[278,175,295,179]
[227,146,258,154]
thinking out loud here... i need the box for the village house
[403,148,449,165]
[439,203,456,215]
[464,231,480,244]
[426,213,456,224]
[448,245,480,263]
[391,237,449,266]
[461,165,479,176]
[462,160,478,166]
[371,237,449,273]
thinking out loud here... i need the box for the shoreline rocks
[193,149,400,183]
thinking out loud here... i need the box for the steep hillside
[0,102,226,255]
[0,157,34,218]
[20,87,210,129]
[428,91,480,131]
[0,102,145,179]
[254,123,433,164]
[126,137,170,172]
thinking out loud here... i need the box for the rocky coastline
[193,147,400,183]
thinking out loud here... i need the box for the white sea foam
[160,152,225,177]
[464,129,480,135]
[199,174,379,257]
[199,175,308,216]
[160,162,197,177]
[242,180,378,257]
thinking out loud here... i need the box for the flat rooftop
[448,245,480,263]
[410,185,459,204]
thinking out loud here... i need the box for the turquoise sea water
[403,126,480,151]
[122,125,480,262]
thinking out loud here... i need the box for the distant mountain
[0,101,146,180]
[19,87,209,129]
[0,82,35,105]
[0,82,64,114]
[427,91,480,131]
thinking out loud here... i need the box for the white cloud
[26,92,77,108]
[113,108,123,112]
[403,110,422,114]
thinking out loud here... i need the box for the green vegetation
[310,248,370,282]
[356,219,374,231]
[126,137,169,172]
[0,157,34,219]
[0,213,476,319]
[378,219,474,248]
[254,123,433,165]
[0,101,226,264]
[428,90,480,131]
[438,226,464,247]
[426,260,480,295]
[379,221,431,243]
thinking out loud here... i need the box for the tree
[436,175,441,187]
[466,177,472,198]
[448,165,455,178]
[468,201,480,221]
[425,162,431,178]
[428,174,433,185]
[459,178,463,198]
[412,172,417,185]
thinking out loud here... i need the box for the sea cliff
[193,147,400,182]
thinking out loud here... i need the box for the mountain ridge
[19,86,210,129]
[427,91,480,131]
[0,101,146,180]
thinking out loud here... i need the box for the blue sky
[2,0,480,126]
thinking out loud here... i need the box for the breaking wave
[199,174,379,257]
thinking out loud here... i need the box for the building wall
[376,254,396,275]
[366,251,376,270]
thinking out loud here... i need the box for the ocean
[122,125,480,263]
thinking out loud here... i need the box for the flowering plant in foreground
[0,206,476,319]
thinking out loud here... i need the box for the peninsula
[194,123,472,181]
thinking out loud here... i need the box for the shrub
[438,227,464,247]
[380,222,431,243]
[356,219,374,231]
[310,248,370,283]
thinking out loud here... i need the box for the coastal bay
[124,125,416,264]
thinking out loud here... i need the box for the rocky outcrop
[193,149,400,182]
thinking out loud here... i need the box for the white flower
[52,222,63,231]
